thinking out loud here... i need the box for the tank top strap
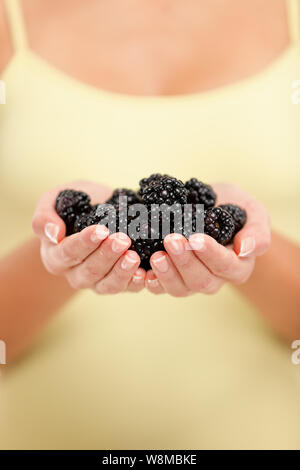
[3,0,28,52]
[287,0,300,44]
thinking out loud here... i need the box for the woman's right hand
[32,180,146,294]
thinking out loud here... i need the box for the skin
[0,0,299,361]
[146,183,269,297]
[0,0,289,94]
[32,181,146,295]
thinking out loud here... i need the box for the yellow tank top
[0,0,300,450]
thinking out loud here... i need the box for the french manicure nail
[133,274,144,283]
[166,234,184,255]
[45,223,59,244]
[189,234,205,251]
[132,268,144,283]
[152,254,169,273]
[239,237,256,257]
[147,278,160,288]
[121,252,138,271]
[112,237,130,253]
[90,225,109,243]
[111,232,128,240]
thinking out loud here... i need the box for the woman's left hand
[145,183,271,297]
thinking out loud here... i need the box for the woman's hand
[32,180,146,294]
[145,183,271,297]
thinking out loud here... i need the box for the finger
[95,250,140,294]
[127,268,146,293]
[32,187,67,243]
[189,233,255,284]
[164,233,223,294]
[233,200,271,257]
[212,183,271,258]
[42,225,109,274]
[150,251,190,297]
[32,180,112,244]
[66,232,131,289]
[145,270,165,295]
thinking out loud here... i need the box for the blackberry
[185,178,216,209]
[141,175,188,206]
[130,202,191,269]
[204,207,235,245]
[218,204,247,236]
[73,212,93,233]
[56,189,91,235]
[106,188,142,207]
[138,173,163,194]
[56,175,247,271]
[73,203,118,234]
[131,226,165,271]
[182,204,205,239]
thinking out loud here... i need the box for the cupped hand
[32,180,146,294]
[145,183,271,297]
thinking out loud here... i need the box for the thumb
[32,190,66,243]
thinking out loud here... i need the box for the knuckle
[96,282,121,295]
[172,253,190,267]
[67,277,82,290]
[60,243,80,265]
[83,262,102,279]
[96,245,114,264]
[205,283,222,295]
[93,286,105,295]
[205,288,219,295]
[109,284,124,294]
[66,272,88,290]
[213,262,231,277]
[191,276,214,293]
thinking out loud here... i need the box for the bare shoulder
[0,0,13,74]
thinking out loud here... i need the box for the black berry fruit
[138,173,164,193]
[55,175,247,271]
[56,189,91,235]
[141,175,188,206]
[74,203,119,234]
[106,188,142,207]
[204,207,235,245]
[185,178,216,209]
[130,223,165,271]
[218,204,247,236]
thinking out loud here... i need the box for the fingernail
[165,234,184,255]
[121,252,138,271]
[189,234,205,252]
[133,274,144,283]
[132,268,144,283]
[152,254,169,273]
[147,277,160,288]
[239,237,256,257]
[90,225,109,243]
[111,233,130,253]
[45,223,59,244]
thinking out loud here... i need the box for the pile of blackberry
[56,174,247,270]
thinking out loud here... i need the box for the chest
[1,48,299,210]
[23,0,288,95]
